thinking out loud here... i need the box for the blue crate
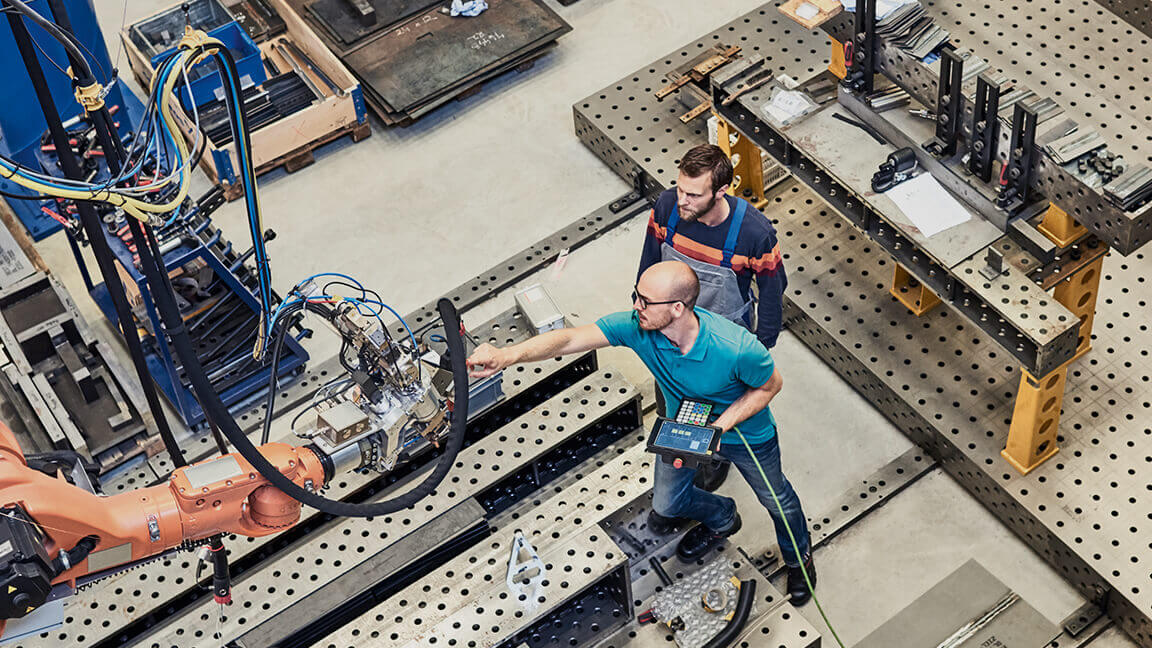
[152,21,266,110]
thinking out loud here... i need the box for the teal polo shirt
[595,307,778,444]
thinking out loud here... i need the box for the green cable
[733,426,847,648]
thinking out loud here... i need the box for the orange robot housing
[0,421,325,609]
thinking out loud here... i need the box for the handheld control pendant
[645,399,722,469]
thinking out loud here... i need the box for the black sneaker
[676,513,742,561]
[647,510,688,535]
[692,460,731,492]
[787,554,817,606]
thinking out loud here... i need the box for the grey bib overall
[660,198,754,326]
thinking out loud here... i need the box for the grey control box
[514,283,565,334]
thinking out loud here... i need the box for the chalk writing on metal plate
[467,30,506,50]
[394,14,439,36]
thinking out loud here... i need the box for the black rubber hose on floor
[701,579,757,648]
[649,557,673,586]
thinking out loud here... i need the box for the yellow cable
[0,37,225,222]
[733,426,846,648]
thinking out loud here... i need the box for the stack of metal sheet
[305,0,440,46]
[287,0,571,125]
[871,1,950,59]
[1104,164,1152,210]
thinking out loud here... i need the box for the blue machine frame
[0,0,148,239]
[84,203,308,429]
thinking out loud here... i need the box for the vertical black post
[927,48,964,157]
[42,0,128,166]
[64,229,94,291]
[997,102,1039,214]
[968,73,1002,183]
[846,0,877,94]
[3,1,186,467]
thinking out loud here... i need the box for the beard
[678,194,717,222]
[637,309,673,331]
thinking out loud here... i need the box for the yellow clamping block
[829,36,848,80]
[714,117,769,210]
[1001,202,1104,474]
[1038,201,1104,359]
[1036,203,1087,248]
[72,81,104,114]
[889,263,940,316]
[1002,366,1066,475]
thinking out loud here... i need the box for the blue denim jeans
[651,433,812,566]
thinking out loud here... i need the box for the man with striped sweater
[637,147,807,598]
[638,144,787,350]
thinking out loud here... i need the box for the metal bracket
[967,73,1001,182]
[996,102,1040,214]
[925,48,964,157]
[608,188,643,214]
[506,530,547,610]
[845,0,876,94]
[1062,601,1105,637]
[978,247,1007,281]
[1008,217,1058,264]
[629,167,661,205]
[50,327,96,404]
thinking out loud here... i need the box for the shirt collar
[652,308,709,360]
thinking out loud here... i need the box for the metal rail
[323,443,650,648]
[713,92,1080,377]
[135,371,641,648]
[19,312,603,648]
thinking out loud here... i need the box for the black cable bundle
[8,1,470,517]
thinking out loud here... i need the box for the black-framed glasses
[632,287,682,310]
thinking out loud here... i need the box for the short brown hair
[678,145,733,194]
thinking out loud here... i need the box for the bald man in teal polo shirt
[467,260,816,605]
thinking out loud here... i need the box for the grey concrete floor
[24,0,1138,645]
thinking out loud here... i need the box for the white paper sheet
[885,173,971,237]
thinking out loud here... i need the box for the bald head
[639,261,699,309]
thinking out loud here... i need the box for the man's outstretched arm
[467,324,611,377]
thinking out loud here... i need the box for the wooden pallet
[122,0,369,201]
[217,118,371,201]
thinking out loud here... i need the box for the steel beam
[713,93,1080,377]
[823,7,1152,254]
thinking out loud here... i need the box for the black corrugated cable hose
[110,39,472,517]
[700,579,756,648]
[136,217,469,516]
[11,3,470,517]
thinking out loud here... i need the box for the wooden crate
[120,0,370,200]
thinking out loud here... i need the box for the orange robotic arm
[0,421,326,624]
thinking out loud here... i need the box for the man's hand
[467,343,509,378]
[465,325,610,378]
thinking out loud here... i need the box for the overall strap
[721,198,747,268]
[665,203,681,244]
